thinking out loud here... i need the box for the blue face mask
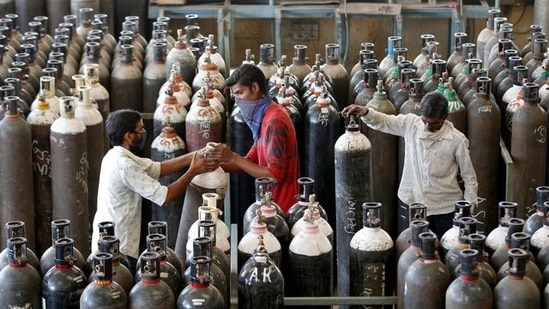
[236,96,271,141]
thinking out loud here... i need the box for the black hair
[105,109,141,146]
[225,63,267,94]
[420,91,449,118]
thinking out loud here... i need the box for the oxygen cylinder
[291,202,333,243]
[89,235,134,295]
[185,222,230,285]
[150,127,186,247]
[364,81,398,237]
[286,178,328,228]
[0,221,40,271]
[395,203,429,260]
[27,91,58,255]
[349,52,376,102]
[349,202,394,308]
[160,69,191,110]
[228,104,255,232]
[459,233,497,288]
[177,142,226,261]
[446,249,493,308]
[128,252,176,309]
[143,42,167,115]
[177,256,225,309]
[511,83,547,219]
[183,237,228,305]
[396,220,430,309]
[286,208,333,308]
[446,32,468,76]
[136,233,182,296]
[424,59,448,93]
[404,232,451,308]
[166,29,197,84]
[334,115,372,300]
[188,193,230,245]
[82,64,108,149]
[0,96,35,251]
[3,78,31,116]
[524,186,549,236]
[256,43,278,82]
[186,90,222,150]
[496,232,543,290]
[490,217,525,271]
[385,56,411,98]
[42,238,88,308]
[238,213,282,271]
[192,56,225,94]
[79,42,110,92]
[243,177,284,232]
[0,237,41,309]
[9,66,36,104]
[238,241,284,309]
[439,201,473,260]
[476,8,500,62]
[320,43,348,111]
[148,221,185,277]
[50,96,89,257]
[378,36,401,79]
[75,85,103,230]
[455,58,483,99]
[485,201,518,256]
[80,253,128,309]
[40,219,86,276]
[494,248,540,308]
[467,77,501,231]
[111,44,143,111]
[444,217,478,277]
[303,89,341,227]
[391,68,416,111]
[153,85,187,140]
[288,44,312,84]
[530,202,549,257]
[247,196,290,255]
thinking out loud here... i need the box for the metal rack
[148,0,497,68]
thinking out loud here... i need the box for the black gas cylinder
[286,208,333,309]
[135,233,182,297]
[42,238,88,308]
[80,252,128,308]
[40,218,86,277]
[445,249,493,308]
[494,248,541,308]
[0,237,41,308]
[128,251,176,309]
[334,115,372,300]
[238,244,284,309]
[0,221,40,272]
[524,186,549,236]
[396,220,430,309]
[349,202,394,308]
[403,232,451,309]
[286,177,328,229]
[183,237,228,305]
[177,256,225,309]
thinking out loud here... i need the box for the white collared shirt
[91,146,168,259]
[362,109,478,215]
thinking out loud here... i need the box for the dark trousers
[427,212,455,241]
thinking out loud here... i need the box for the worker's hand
[203,143,233,163]
[189,151,218,175]
[341,104,369,118]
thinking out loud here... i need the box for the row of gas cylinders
[0,178,330,308]
[8,182,549,308]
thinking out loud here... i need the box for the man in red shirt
[208,64,299,213]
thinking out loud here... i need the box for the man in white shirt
[91,109,217,272]
[342,91,478,239]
